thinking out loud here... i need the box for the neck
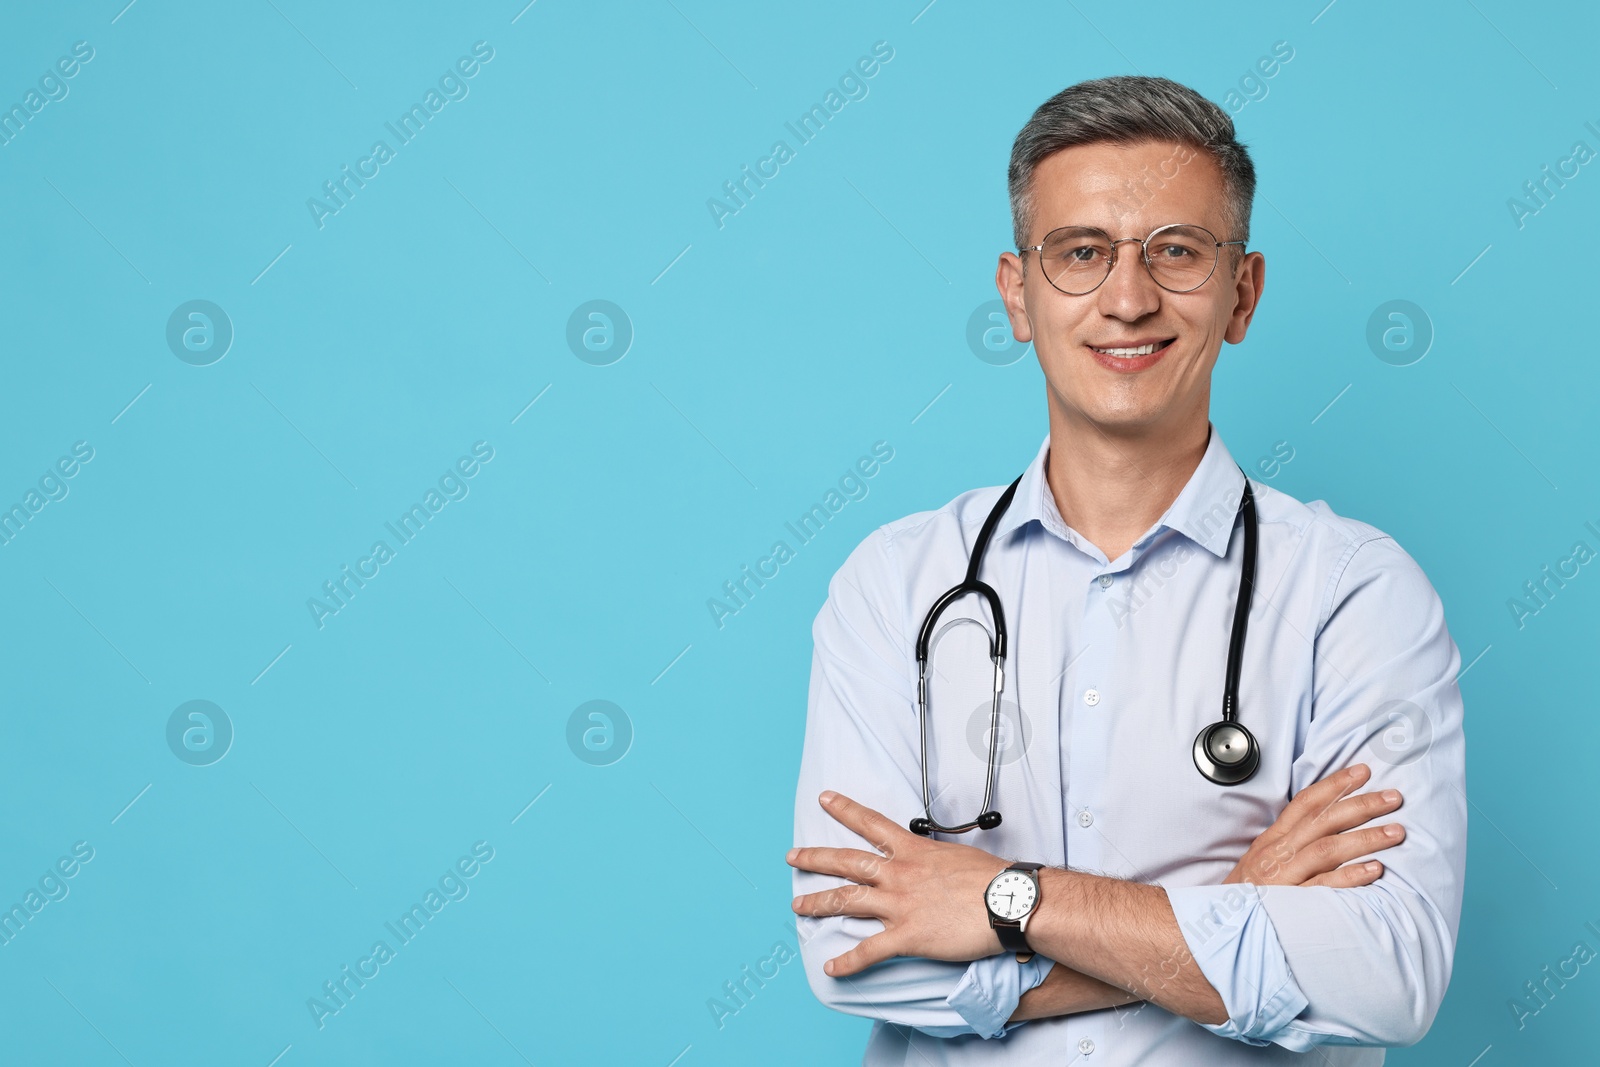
[1042,401,1211,563]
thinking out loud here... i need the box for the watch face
[986,870,1037,921]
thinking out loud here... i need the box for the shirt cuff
[914,953,1055,1039]
[1166,883,1309,1046]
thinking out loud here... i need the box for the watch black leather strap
[989,861,1043,959]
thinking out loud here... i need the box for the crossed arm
[788,763,1407,1028]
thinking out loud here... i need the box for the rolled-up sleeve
[1169,534,1467,1050]
[930,953,1056,1038]
[793,529,1051,1037]
[1165,882,1308,1044]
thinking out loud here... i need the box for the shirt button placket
[1066,565,1118,892]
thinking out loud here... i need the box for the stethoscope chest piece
[1192,719,1260,785]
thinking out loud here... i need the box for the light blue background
[1,1,1594,1063]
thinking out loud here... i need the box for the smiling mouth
[1087,338,1176,357]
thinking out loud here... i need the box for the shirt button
[1097,574,1113,588]
[1078,1037,1095,1055]
[1083,688,1100,706]
[1078,810,1094,828]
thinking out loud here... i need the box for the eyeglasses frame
[1019,222,1248,296]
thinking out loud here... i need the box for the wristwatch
[984,861,1043,962]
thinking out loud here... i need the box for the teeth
[1091,343,1160,356]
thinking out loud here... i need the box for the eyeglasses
[1020,223,1246,296]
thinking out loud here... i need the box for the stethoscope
[908,468,1261,836]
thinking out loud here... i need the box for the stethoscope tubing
[909,468,1260,836]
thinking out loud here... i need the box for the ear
[996,251,1033,344]
[1223,250,1265,345]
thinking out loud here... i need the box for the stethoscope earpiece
[910,810,1003,837]
[1192,720,1260,785]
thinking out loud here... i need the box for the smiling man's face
[997,140,1265,439]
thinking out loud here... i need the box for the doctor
[787,75,1466,1064]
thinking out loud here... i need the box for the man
[787,75,1466,1064]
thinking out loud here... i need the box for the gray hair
[1007,75,1256,257]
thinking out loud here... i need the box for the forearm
[1025,867,1229,1025]
[1008,958,1140,1022]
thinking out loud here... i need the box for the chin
[1076,392,1172,431]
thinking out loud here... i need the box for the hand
[1225,763,1405,887]
[786,790,1005,978]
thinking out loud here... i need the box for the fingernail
[823,960,835,976]
[786,848,798,864]
[820,790,837,805]
[1381,789,1400,803]
[1348,766,1364,779]
[1384,824,1403,838]
[1366,861,1382,873]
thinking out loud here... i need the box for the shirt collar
[992,423,1247,559]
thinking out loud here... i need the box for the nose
[1096,238,1161,320]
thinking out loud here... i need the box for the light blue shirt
[791,426,1466,1065]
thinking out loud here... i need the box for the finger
[1284,823,1406,882]
[1282,764,1371,828]
[824,929,901,978]
[1314,787,1403,835]
[792,883,881,919]
[1302,859,1384,889]
[786,846,888,883]
[1271,765,1377,857]
[818,791,909,858]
